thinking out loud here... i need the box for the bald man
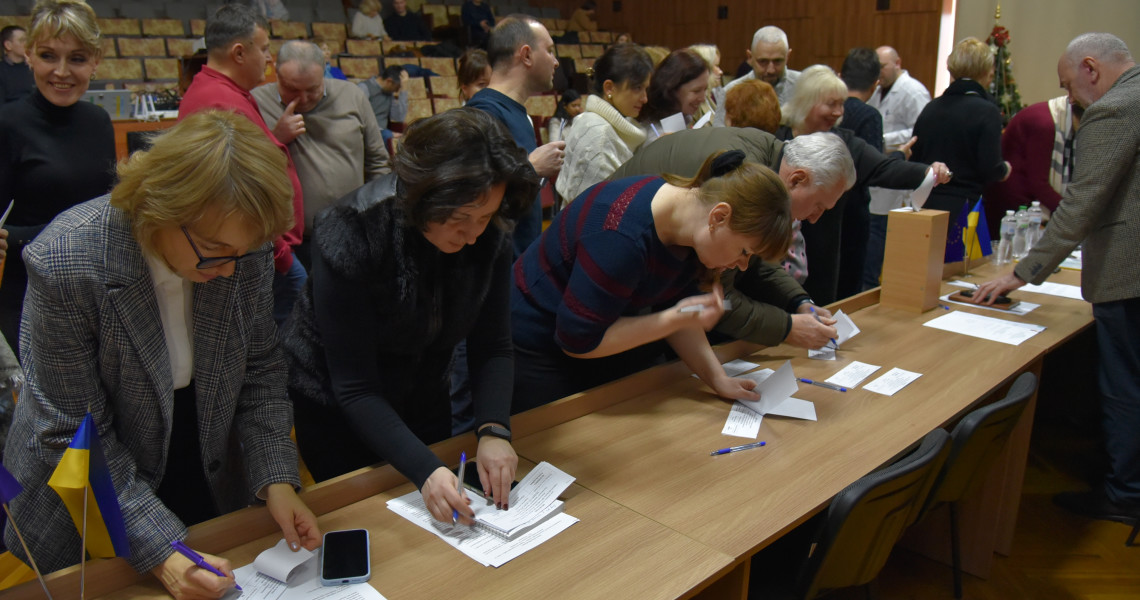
[976,33,1140,525]
[864,45,931,289]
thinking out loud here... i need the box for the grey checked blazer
[1016,65,1140,304]
[1,196,300,573]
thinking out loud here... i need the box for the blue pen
[809,306,841,350]
[799,378,847,392]
[453,451,467,523]
[710,441,766,456]
[170,540,242,591]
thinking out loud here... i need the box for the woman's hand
[785,313,839,349]
[421,466,474,524]
[265,483,321,551]
[152,549,235,600]
[477,434,518,509]
[710,373,759,402]
[673,282,726,332]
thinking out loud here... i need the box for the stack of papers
[387,462,578,567]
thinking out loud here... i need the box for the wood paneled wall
[533,0,944,95]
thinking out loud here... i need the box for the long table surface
[15,264,1091,600]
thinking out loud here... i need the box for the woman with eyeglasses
[2,110,320,598]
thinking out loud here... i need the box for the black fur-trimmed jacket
[281,174,514,487]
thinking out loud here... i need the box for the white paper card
[693,110,713,129]
[826,361,881,388]
[923,311,1045,346]
[469,462,574,536]
[834,310,860,344]
[659,112,686,133]
[766,397,818,420]
[939,292,1039,315]
[863,368,922,396]
[737,361,799,415]
[808,347,837,360]
[722,402,762,438]
[252,538,315,583]
[721,359,761,377]
[907,169,936,209]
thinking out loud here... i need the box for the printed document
[924,311,1045,345]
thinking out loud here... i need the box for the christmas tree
[988,5,1023,124]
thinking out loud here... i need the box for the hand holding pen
[808,306,840,350]
[167,540,241,593]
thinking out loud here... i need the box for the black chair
[914,371,1037,598]
[791,428,952,600]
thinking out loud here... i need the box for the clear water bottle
[1012,205,1029,259]
[996,210,1015,266]
[1026,201,1044,250]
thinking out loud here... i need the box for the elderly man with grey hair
[611,128,856,349]
[975,32,1140,525]
[715,25,800,127]
[253,40,391,267]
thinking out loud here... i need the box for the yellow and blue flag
[945,199,992,262]
[47,413,130,558]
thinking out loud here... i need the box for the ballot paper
[904,169,936,210]
[735,362,817,420]
[863,368,922,396]
[229,547,387,600]
[1020,281,1084,301]
[387,462,578,567]
[939,292,1040,315]
[659,112,687,133]
[923,311,1045,345]
[693,110,713,129]
[721,359,761,377]
[825,361,881,388]
[387,493,578,568]
[253,539,315,583]
[808,310,861,360]
[722,401,762,438]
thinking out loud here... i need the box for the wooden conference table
[11,264,1092,600]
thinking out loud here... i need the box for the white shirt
[867,70,931,214]
[145,254,194,390]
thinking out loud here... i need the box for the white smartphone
[319,529,371,586]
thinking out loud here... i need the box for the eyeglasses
[181,226,266,269]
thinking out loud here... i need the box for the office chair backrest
[799,428,952,599]
[918,371,1037,519]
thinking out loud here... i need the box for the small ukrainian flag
[47,413,130,559]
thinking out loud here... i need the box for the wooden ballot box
[881,208,949,312]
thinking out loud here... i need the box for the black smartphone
[453,460,518,494]
[959,289,1013,304]
[319,529,371,586]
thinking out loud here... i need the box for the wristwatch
[476,424,512,442]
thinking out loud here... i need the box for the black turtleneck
[0,88,115,350]
[0,88,115,236]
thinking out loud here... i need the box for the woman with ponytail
[512,151,793,410]
[555,43,653,204]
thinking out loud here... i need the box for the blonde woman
[351,0,390,41]
[556,43,654,202]
[910,37,1011,226]
[2,110,320,596]
[0,0,114,354]
[689,43,725,126]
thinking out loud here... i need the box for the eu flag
[47,413,130,558]
[0,462,21,505]
[945,199,992,262]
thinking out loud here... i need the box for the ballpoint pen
[170,540,242,591]
[710,441,766,456]
[799,378,847,392]
[453,451,467,523]
[809,306,840,350]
